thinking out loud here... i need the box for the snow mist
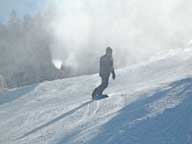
[46,0,192,75]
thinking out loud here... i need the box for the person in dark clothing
[92,47,116,99]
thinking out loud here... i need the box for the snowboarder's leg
[92,75,109,99]
[96,75,109,96]
[92,87,98,99]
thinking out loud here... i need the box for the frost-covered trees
[0,11,59,88]
[0,75,7,91]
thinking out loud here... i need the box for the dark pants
[92,75,109,98]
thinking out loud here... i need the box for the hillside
[0,49,192,144]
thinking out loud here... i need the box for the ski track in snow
[1,50,192,144]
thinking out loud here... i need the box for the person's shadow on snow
[18,100,93,140]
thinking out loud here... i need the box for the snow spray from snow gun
[52,59,63,69]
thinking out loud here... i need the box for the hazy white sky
[0,0,45,22]
[47,0,192,72]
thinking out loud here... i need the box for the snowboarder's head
[106,47,112,56]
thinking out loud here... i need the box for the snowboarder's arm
[99,57,102,76]
[111,57,116,80]
[112,70,116,80]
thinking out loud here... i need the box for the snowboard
[94,95,109,100]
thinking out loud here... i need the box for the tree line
[0,10,62,88]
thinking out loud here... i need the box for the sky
[0,0,45,22]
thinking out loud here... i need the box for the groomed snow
[1,49,192,144]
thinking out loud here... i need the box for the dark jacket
[99,54,114,77]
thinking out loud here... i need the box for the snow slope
[1,49,192,144]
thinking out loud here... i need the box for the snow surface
[1,49,192,144]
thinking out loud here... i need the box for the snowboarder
[92,47,116,100]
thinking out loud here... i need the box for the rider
[92,47,116,99]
